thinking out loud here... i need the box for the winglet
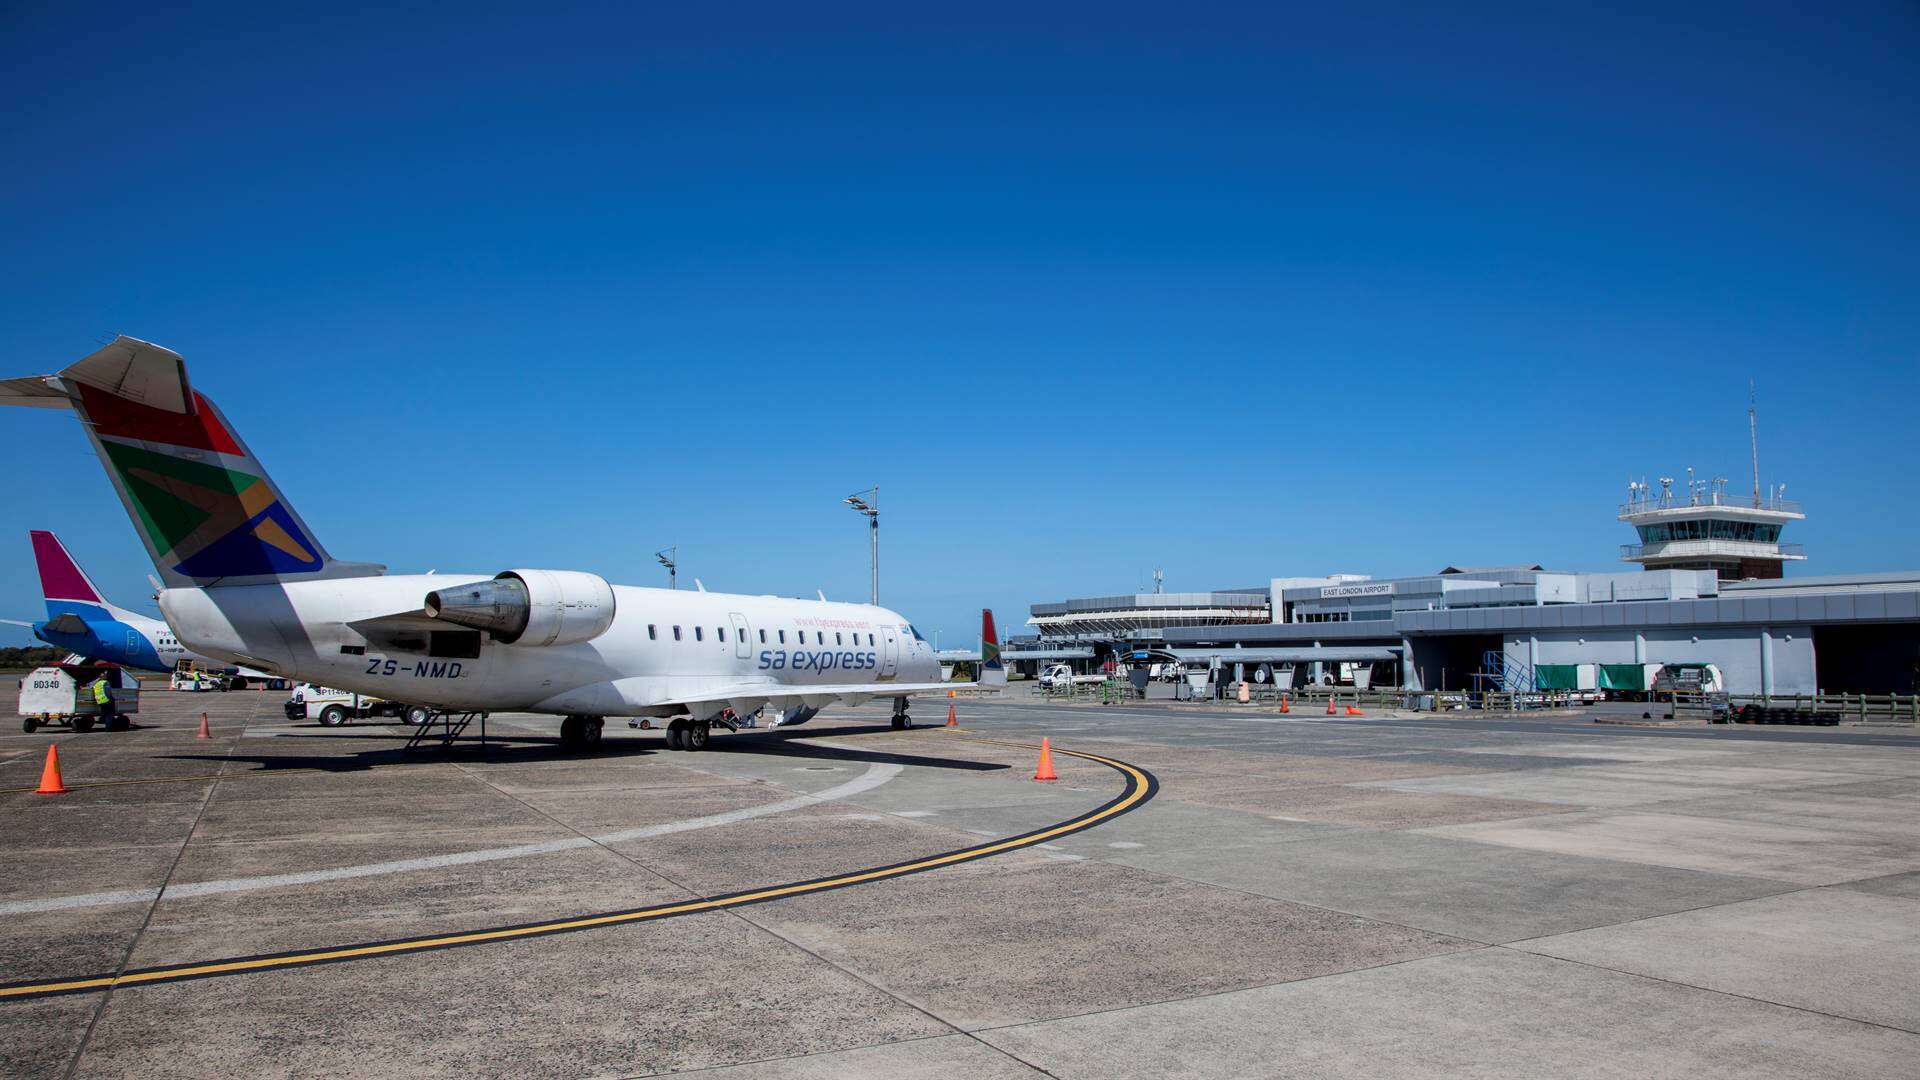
[980,608,1006,686]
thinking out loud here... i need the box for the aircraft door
[126,627,142,657]
[729,613,751,660]
[880,629,899,677]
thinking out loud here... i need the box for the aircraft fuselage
[159,574,942,715]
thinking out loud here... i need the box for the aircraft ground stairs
[405,710,490,750]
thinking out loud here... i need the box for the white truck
[1651,662,1725,698]
[171,661,289,692]
[170,664,230,692]
[18,662,140,733]
[1038,663,1107,690]
[284,683,430,727]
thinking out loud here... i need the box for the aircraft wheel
[560,714,585,746]
[891,712,909,730]
[582,716,604,748]
[317,705,349,727]
[665,718,687,750]
[685,720,710,751]
[403,705,432,726]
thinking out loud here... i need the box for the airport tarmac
[2,689,1917,1078]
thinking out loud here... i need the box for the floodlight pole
[656,547,677,590]
[845,487,879,606]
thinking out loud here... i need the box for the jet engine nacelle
[424,569,616,647]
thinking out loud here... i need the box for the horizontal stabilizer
[40,613,89,635]
[0,376,67,409]
[63,337,195,413]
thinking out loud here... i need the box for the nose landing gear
[890,696,910,730]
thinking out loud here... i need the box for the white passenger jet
[2,337,1003,748]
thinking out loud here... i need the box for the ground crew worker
[90,674,116,729]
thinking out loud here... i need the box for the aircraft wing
[0,618,34,628]
[642,678,981,722]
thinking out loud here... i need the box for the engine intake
[425,569,616,647]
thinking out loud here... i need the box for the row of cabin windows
[644,624,881,647]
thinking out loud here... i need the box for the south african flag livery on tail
[1,337,378,586]
[979,607,1006,685]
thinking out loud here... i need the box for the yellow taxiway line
[0,736,1155,1001]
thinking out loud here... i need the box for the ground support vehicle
[18,662,140,732]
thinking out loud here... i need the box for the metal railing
[1619,493,1802,516]
[1621,542,1804,558]
[1025,679,1919,724]
[1719,692,1920,725]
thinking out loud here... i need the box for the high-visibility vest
[92,678,112,705]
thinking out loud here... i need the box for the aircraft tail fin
[3,337,382,588]
[980,608,1006,686]
[30,530,121,618]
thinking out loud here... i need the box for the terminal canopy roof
[1159,646,1400,665]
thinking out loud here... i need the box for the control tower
[1619,472,1804,580]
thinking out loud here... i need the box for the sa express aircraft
[1,337,1003,749]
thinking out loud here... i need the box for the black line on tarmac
[0,739,1156,1002]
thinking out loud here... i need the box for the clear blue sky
[3,1,1917,648]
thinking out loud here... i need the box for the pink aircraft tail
[31,530,105,606]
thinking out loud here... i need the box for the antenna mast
[1748,380,1761,505]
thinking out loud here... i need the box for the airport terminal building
[1007,491,1920,696]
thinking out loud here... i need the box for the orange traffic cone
[1279,696,1290,714]
[1325,696,1337,716]
[196,713,212,739]
[35,746,67,795]
[1345,705,1364,716]
[946,702,957,727]
[1033,738,1059,782]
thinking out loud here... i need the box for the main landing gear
[891,696,910,730]
[664,717,711,751]
[559,714,604,750]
